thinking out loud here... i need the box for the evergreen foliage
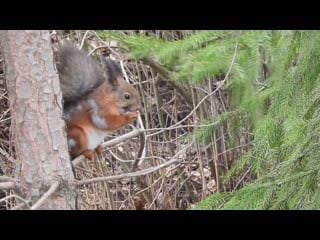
[99,30,320,209]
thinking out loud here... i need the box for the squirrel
[56,45,141,160]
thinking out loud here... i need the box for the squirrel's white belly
[86,128,107,150]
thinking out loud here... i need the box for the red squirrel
[56,45,141,160]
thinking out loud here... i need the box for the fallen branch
[76,142,193,186]
[0,181,20,190]
[11,202,31,210]
[131,130,145,171]
[0,147,16,163]
[120,60,147,171]
[30,181,59,210]
[0,194,31,209]
[232,166,252,192]
[0,176,18,182]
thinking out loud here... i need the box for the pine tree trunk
[0,30,76,209]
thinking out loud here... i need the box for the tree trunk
[0,30,76,209]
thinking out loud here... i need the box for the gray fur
[101,58,123,86]
[68,138,76,149]
[57,45,105,105]
[63,103,83,121]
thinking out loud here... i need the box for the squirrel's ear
[101,57,123,87]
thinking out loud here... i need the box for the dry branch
[30,181,59,210]
[0,176,17,182]
[0,181,20,190]
[0,194,31,209]
[76,142,193,186]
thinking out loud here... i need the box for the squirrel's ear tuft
[101,57,123,86]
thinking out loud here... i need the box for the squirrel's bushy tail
[56,45,105,105]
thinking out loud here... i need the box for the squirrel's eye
[124,93,131,100]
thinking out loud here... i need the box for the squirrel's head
[101,58,142,115]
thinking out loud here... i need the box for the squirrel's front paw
[95,144,104,154]
[125,111,139,121]
[82,150,95,161]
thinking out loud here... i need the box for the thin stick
[0,147,16,163]
[11,202,29,210]
[76,142,193,186]
[120,60,147,170]
[91,31,121,58]
[87,46,107,56]
[0,181,19,190]
[0,176,17,182]
[0,194,31,209]
[232,166,252,192]
[30,181,59,210]
[79,30,90,49]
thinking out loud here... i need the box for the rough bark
[0,30,76,209]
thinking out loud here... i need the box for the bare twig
[143,121,224,134]
[0,181,19,190]
[88,46,108,57]
[91,31,121,57]
[148,177,165,209]
[30,181,59,210]
[232,166,252,192]
[10,202,29,210]
[0,147,16,163]
[79,30,91,49]
[109,151,133,163]
[120,60,147,170]
[101,128,142,147]
[0,175,17,182]
[76,142,193,186]
[131,131,145,171]
[0,194,31,209]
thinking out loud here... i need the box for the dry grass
[0,48,16,209]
